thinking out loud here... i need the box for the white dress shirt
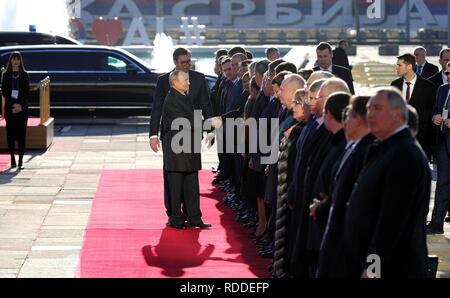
[402,74,417,101]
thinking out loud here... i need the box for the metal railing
[39,76,50,124]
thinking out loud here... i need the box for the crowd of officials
[2,40,450,278]
[200,42,450,278]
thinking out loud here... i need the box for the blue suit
[429,83,450,229]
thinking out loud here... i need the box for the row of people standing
[390,48,450,233]
[209,42,446,278]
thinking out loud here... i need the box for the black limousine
[0,45,161,111]
[0,45,217,113]
[0,31,81,47]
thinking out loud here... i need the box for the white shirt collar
[403,74,417,85]
[320,65,333,73]
[442,70,448,84]
[402,75,417,100]
[344,140,354,150]
[315,116,324,127]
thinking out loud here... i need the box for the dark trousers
[5,113,28,161]
[164,169,187,219]
[163,169,171,218]
[166,171,202,226]
[430,138,450,228]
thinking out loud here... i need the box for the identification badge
[11,90,18,100]
[443,108,448,121]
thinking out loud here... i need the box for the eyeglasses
[445,71,450,76]
[315,95,327,101]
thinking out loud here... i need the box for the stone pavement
[0,116,449,278]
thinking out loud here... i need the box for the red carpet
[78,170,270,278]
[0,152,9,171]
[0,117,41,127]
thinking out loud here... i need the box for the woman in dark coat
[1,51,29,169]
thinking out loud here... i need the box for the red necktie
[405,82,411,102]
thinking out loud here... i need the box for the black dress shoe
[167,221,186,229]
[445,216,450,223]
[426,224,444,235]
[172,223,186,230]
[189,222,212,229]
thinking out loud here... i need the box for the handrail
[39,76,50,124]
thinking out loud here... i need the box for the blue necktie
[416,65,423,76]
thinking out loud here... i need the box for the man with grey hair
[428,48,450,87]
[288,77,339,277]
[162,70,212,229]
[341,87,431,278]
[413,46,438,79]
[150,47,213,224]
[305,71,334,92]
[318,77,351,98]
[289,79,350,277]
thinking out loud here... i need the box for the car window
[45,51,94,71]
[107,55,127,73]
[18,52,48,71]
[0,54,10,70]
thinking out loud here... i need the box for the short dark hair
[246,50,254,60]
[228,46,246,57]
[255,59,270,76]
[316,42,332,54]
[338,39,348,46]
[324,92,351,122]
[268,58,285,73]
[349,95,370,119]
[215,49,228,59]
[265,47,280,57]
[439,48,450,59]
[397,53,416,66]
[173,47,191,60]
[298,68,314,81]
[271,71,290,86]
[275,62,297,75]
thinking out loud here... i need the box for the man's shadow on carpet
[142,227,215,277]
